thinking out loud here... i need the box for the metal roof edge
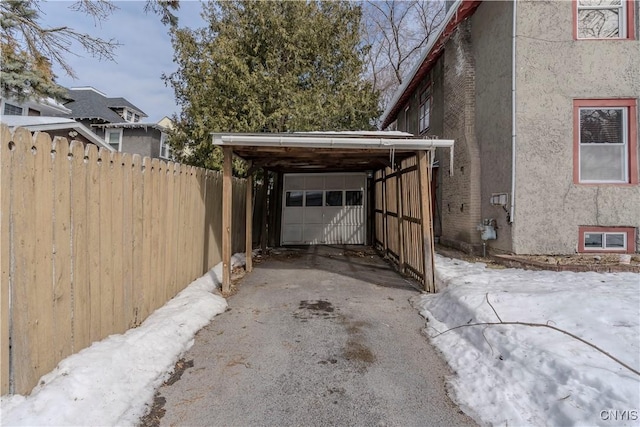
[211,132,454,151]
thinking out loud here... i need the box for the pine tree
[165,0,381,170]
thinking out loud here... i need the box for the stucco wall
[471,1,514,253]
[121,128,162,159]
[514,0,640,254]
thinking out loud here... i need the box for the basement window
[578,226,636,253]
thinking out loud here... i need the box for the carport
[212,132,454,293]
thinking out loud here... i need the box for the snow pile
[415,255,640,427]
[1,254,246,426]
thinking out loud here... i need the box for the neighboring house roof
[0,115,115,151]
[380,0,481,129]
[62,87,148,123]
[92,122,168,131]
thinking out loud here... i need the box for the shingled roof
[62,87,148,123]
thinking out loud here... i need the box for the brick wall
[438,20,483,253]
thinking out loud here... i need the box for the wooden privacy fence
[373,151,435,292]
[0,125,246,395]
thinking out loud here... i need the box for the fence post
[222,146,233,293]
[245,163,253,272]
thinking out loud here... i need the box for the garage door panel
[345,175,365,188]
[305,176,324,189]
[304,208,323,224]
[283,208,303,224]
[303,225,325,244]
[283,225,303,244]
[324,175,344,189]
[323,207,344,224]
[285,176,305,190]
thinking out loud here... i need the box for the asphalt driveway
[155,245,476,427]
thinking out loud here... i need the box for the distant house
[1,95,71,117]
[381,0,639,255]
[61,87,172,160]
[0,96,113,150]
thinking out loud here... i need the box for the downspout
[510,0,517,224]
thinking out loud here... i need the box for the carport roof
[211,131,454,172]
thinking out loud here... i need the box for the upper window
[574,99,638,184]
[160,133,172,160]
[3,103,23,116]
[575,0,636,39]
[419,85,432,134]
[105,129,123,151]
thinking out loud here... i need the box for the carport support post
[417,150,436,292]
[222,146,233,293]
[245,162,253,272]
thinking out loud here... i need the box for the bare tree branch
[429,293,640,377]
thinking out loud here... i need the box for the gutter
[510,0,517,224]
[212,133,454,150]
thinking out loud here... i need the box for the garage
[282,173,367,245]
[210,132,455,293]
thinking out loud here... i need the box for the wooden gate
[373,151,436,292]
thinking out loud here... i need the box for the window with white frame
[577,104,630,183]
[576,0,630,39]
[583,231,626,250]
[105,129,123,151]
[159,133,172,159]
[419,85,432,134]
[3,103,23,116]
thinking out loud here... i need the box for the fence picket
[110,152,125,334]
[85,144,102,343]
[52,137,73,364]
[130,154,144,327]
[1,125,13,394]
[70,140,90,352]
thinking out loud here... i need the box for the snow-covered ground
[415,255,640,427]
[2,251,639,426]
[0,254,246,426]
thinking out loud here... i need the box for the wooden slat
[87,144,104,343]
[149,158,161,312]
[52,137,73,364]
[170,163,182,297]
[417,150,435,292]
[222,147,233,292]
[98,148,114,338]
[69,141,90,352]
[396,169,405,272]
[11,128,38,393]
[130,154,144,327]
[141,157,153,320]
[1,125,13,394]
[33,132,56,388]
[110,152,125,334]
[162,161,175,301]
[120,154,134,331]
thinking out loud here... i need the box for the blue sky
[39,1,207,122]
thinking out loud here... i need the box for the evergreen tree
[165,0,380,170]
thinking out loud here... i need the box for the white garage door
[281,173,367,245]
